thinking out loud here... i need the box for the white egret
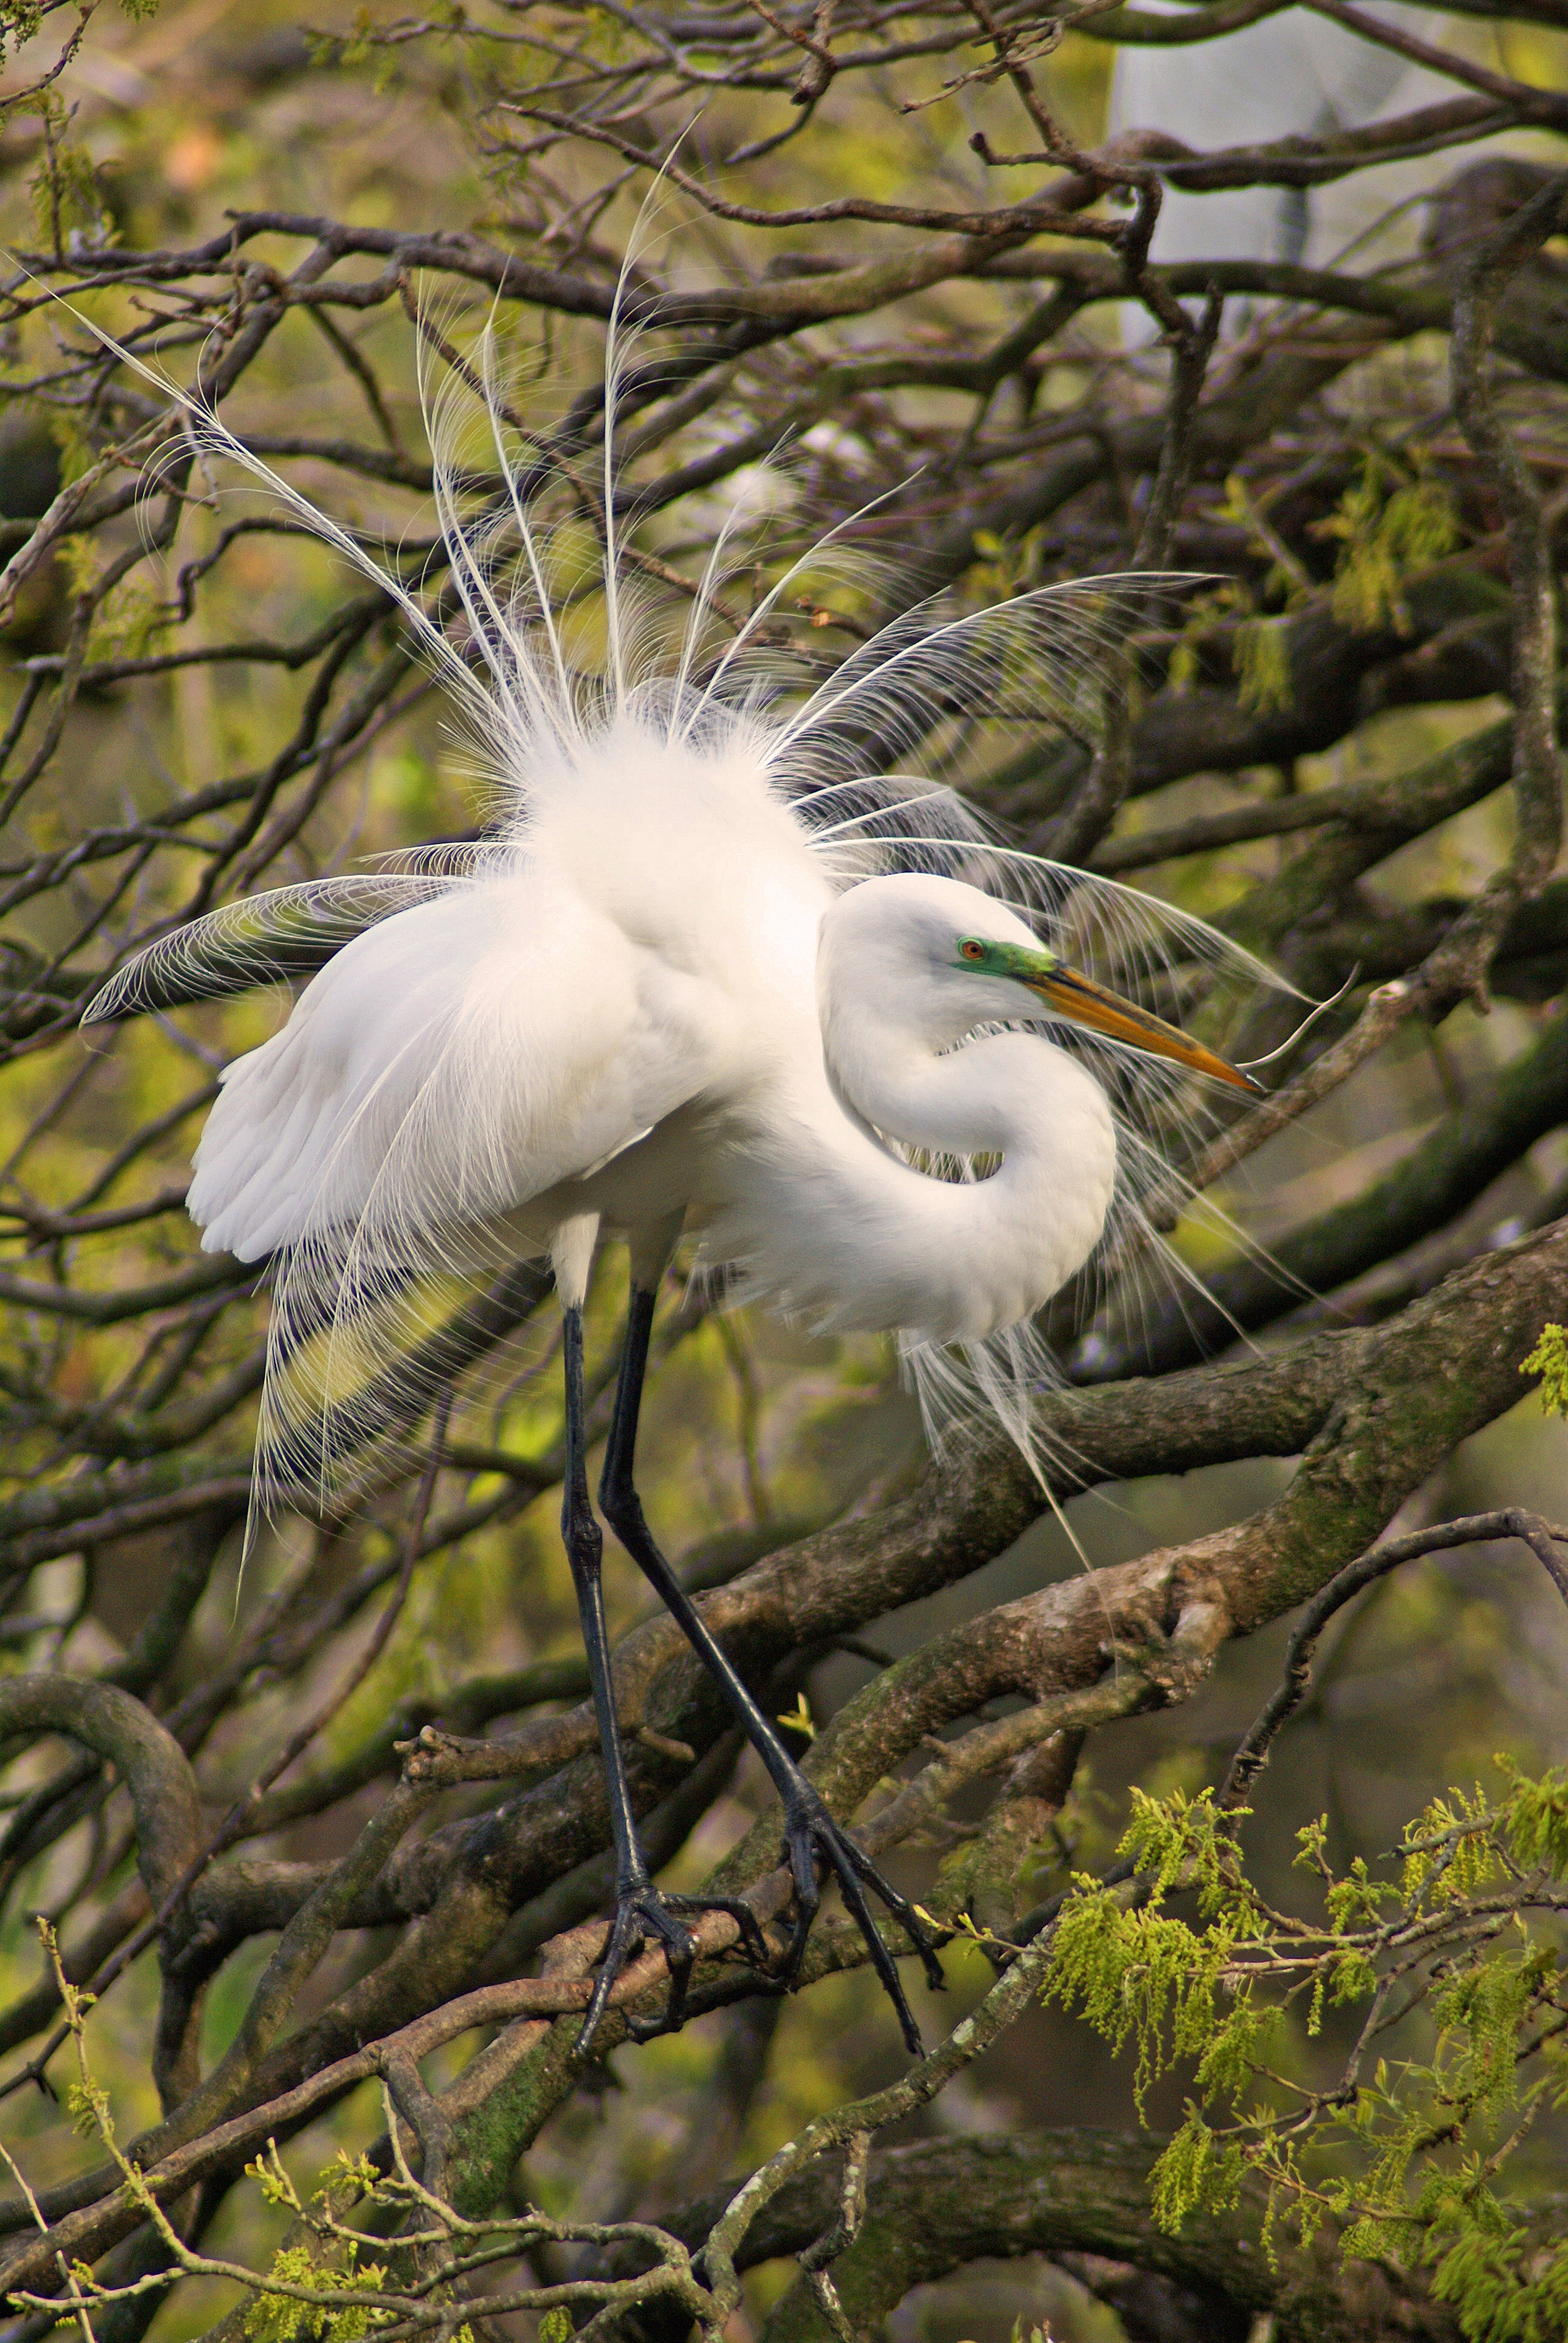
[1109,2,1518,316]
[87,304,1268,2053]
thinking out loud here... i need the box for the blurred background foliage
[2,1,1568,2340]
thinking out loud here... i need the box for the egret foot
[576,1878,773,2057]
[777,1780,946,2056]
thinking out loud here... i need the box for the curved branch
[0,1679,199,1910]
[682,2133,1462,2343]
[753,2132,1466,2343]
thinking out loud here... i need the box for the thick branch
[620,2133,1471,2343]
[0,1679,199,1910]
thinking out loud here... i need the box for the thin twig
[1222,1509,1568,1807]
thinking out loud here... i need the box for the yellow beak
[1020,961,1264,1095]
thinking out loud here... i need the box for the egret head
[820,873,1261,1094]
[950,929,1263,1094]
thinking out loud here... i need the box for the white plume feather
[78,284,1284,1511]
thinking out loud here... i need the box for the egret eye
[958,939,986,962]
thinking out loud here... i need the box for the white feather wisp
[85,291,1283,1511]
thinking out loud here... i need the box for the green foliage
[1044,1790,1271,2121]
[0,3,40,65]
[1497,1758,1568,1874]
[3,0,166,35]
[1217,470,1314,610]
[48,406,101,491]
[968,521,1050,602]
[1316,449,1459,634]
[66,2073,114,2140]
[243,2245,393,2343]
[1160,575,1247,701]
[56,535,172,662]
[26,107,115,250]
[1520,1324,1568,1418]
[1041,1768,1568,2340]
[1422,2188,1568,2343]
[1233,615,1293,715]
[20,1960,669,2343]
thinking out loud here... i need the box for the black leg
[599,1285,945,2056]
[560,1303,739,2056]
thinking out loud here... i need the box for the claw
[576,1883,694,2058]
[574,1883,775,2058]
[778,1787,946,2056]
[662,1888,774,1970]
[576,1816,944,2059]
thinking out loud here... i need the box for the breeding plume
[90,299,1268,2053]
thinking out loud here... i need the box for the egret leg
[560,1304,768,2058]
[599,1285,945,2057]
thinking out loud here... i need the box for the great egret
[88,305,1267,2054]
[1109,2,1515,309]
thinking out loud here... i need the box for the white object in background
[1109,1,1506,308]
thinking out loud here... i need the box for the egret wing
[189,859,698,1262]
[184,859,713,1508]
